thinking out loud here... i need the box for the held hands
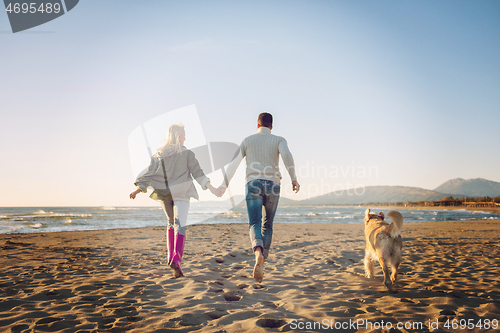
[209,187,223,198]
[207,181,226,197]
[130,189,141,199]
[207,182,225,198]
[215,186,227,197]
[292,180,300,193]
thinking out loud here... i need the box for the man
[217,112,300,283]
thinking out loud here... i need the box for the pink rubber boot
[170,233,185,278]
[166,227,174,265]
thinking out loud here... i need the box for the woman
[130,123,219,278]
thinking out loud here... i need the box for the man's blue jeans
[245,179,280,259]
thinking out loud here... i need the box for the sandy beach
[1,219,500,332]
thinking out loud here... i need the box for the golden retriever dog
[364,209,403,293]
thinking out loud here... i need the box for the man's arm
[279,138,300,193]
[215,141,246,197]
[220,143,245,188]
[278,138,297,181]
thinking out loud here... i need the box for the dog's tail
[386,210,403,237]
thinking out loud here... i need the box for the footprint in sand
[208,287,224,293]
[292,274,306,279]
[303,285,317,292]
[209,281,224,287]
[206,309,228,319]
[80,295,102,303]
[36,317,63,325]
[256,318,287,329]
[112,305,139,318]
[349,298,365,303]
[440,309,456,316]
[262,301,279,309]
[10,324,30,332]
[130,284,146,293]
[222,291,242,302]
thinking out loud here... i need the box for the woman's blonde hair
[157,123,185,154]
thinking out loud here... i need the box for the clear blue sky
[1,0,499,206]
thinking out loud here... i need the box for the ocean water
[0,205,499,234]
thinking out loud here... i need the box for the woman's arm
[187,151,210,190]
[134,156,160,193]
[130,189,142,199]
[206,181,215,191]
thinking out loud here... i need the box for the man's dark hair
[258,112,273,128]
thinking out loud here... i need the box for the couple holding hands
[130,113,299,282]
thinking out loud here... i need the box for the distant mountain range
[434,178,500,197]
[298,186,449,205]
[293,178,500,205]
[195,178,500,206]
